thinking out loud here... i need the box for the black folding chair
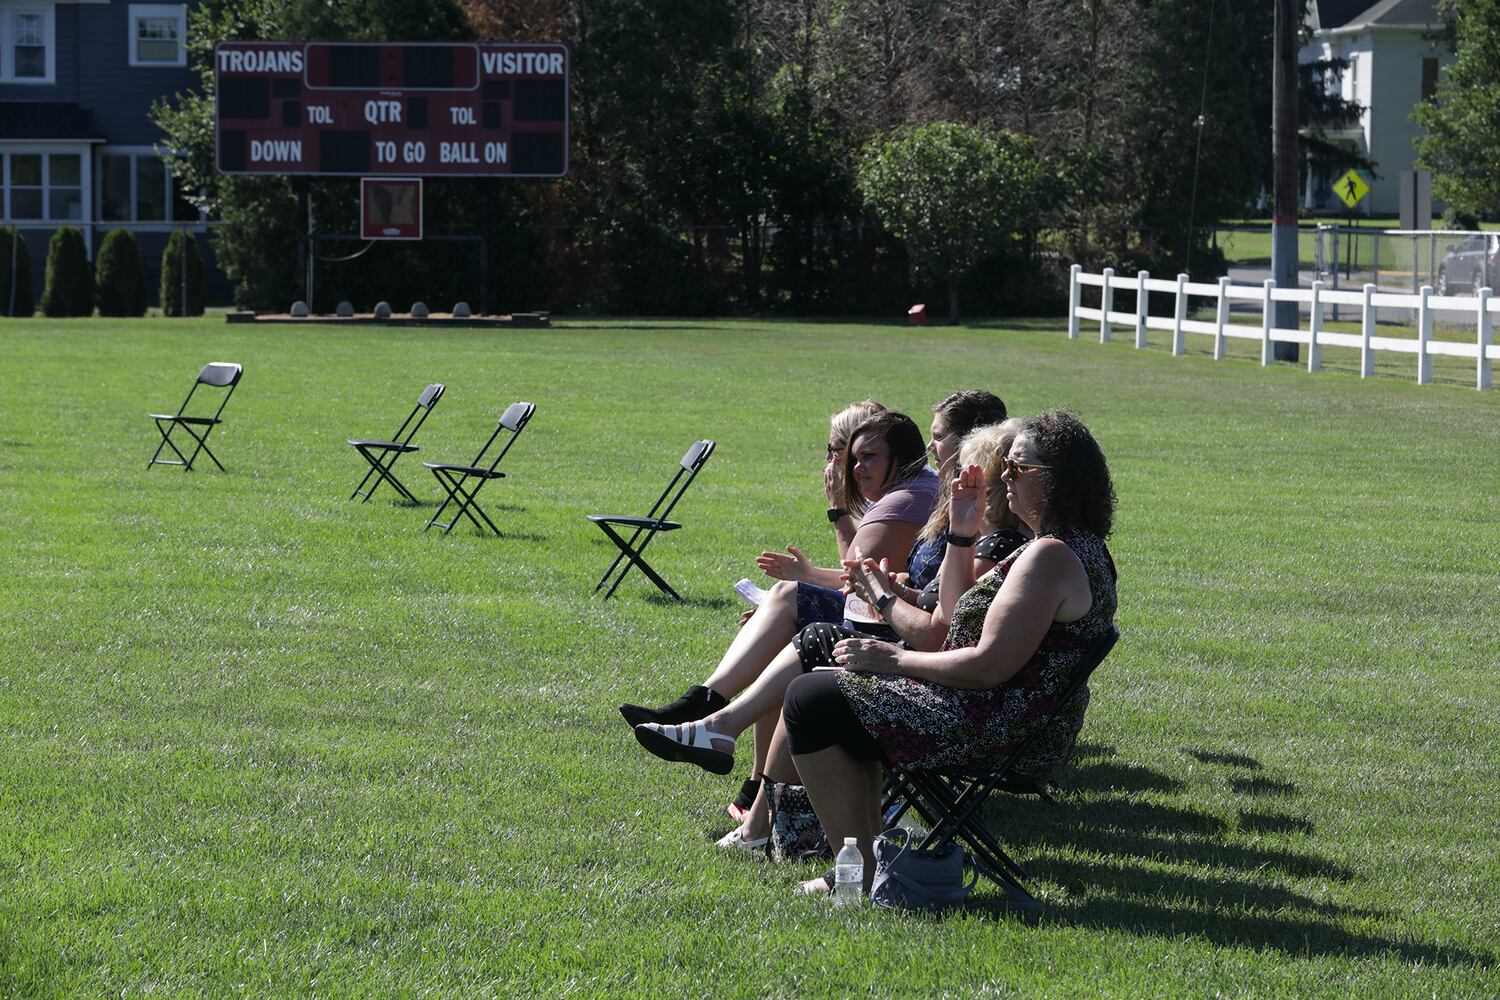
[147,361,243,471]
[347,382,446,503]
[588,439,715,601]
[881,625,1121,911]
[423,401,536,535]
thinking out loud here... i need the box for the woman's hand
[833,636,901,672]
[824,459,843,505]
[843,552,896,614]
[757,546,811,582]
[949,463,986,538]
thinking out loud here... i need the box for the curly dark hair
[840,410,929,516]
[933,389,1007,439]
[1015,410,1115,538]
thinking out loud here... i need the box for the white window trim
[0,143,92,231]
[127,3,186,68]
[95,145,201,228]
[0,2,57,84]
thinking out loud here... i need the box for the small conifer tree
[41,226,94,317]
[0,226,35,317]
[95,228,147,317]
[159,229,206,317]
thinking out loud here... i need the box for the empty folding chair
[347,382,446,503]
[423,401,536,535]
[147,361,243,471]
[881,625,1120,911]
[588,439,715,601]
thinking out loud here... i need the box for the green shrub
[159,229,206,317]
[0,226,35,317]
[95,228,147,317]
[41,226,94,317]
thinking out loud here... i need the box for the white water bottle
[834,837,863,905]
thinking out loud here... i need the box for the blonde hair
[958,420,1023,533]
[829,399,885,450]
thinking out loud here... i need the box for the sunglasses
[1001,456,1050,478]
[827,443,843,458]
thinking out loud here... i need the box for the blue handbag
[869,828,978,911]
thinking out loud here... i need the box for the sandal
[634,721,736,775]
[715,825,770,852]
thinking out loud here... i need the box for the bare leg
[702,581,800,698]
[794,746,882,892]
[740,715,799,840]
[694,642,807,754]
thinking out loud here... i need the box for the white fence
[1066,264,1497,390]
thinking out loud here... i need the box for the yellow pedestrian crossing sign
[1335,169,1370,209]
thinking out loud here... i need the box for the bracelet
[827,507,849,522]
[875,591,898,614]
[945,532,978,547]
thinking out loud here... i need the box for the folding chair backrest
[467,401,535,471]
[176,361,242,421]
[198,362,242,388]
[387,382,445,447]
[642,438,715,523]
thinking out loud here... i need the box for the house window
[98,151,197,223]
[1422,57,1439,102]
[2,5,53,82]
[1,152,80,221]
[128,4,186,67]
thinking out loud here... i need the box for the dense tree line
[156,0,1334,316]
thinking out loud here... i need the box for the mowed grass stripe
[0,316,1496,997]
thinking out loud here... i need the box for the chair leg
[353,447,416,503]
[594,522,680,600]
[149,420,192,468]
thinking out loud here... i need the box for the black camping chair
[588,439,715,601]
[423,401,536,535]
[347,382,446,503]
[147,361,243,471]
[881,625,1121,911]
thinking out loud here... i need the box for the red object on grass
[908,303,926,326]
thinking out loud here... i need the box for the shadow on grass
[642,593,739,611]
[947,750,1494,967]
[1185,747,1262,770]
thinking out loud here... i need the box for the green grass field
[1,315,1497,997]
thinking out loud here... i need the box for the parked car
[1436,234,1500,295]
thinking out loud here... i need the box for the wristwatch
[875,591,897,615]
[945,532,978,547]
[827,507,849,523]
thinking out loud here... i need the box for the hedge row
[5,226,206,318]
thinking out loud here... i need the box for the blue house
[1,0,216,305]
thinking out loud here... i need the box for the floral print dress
[835,529,1117,778]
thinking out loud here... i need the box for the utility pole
[1271,0,1300,361]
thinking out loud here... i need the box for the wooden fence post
[1135,270,1149,348]
[1100,267,1114,343]
[1172,273,1187,356]
[1214,276,1229,360]
[1260,278,1275,366]
[1417,285,1433,385]
[1308,280,1322,372]
[1067,264,1081,339]
[1361,283,1375,377]
[1478,287,1493,390]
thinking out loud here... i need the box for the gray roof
[0,101,104,141]
[1310,0,1443,30]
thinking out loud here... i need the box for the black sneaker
[726,775,760,822]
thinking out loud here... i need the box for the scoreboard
[214,41,569,177]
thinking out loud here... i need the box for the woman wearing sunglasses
[780,410,1117,894]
